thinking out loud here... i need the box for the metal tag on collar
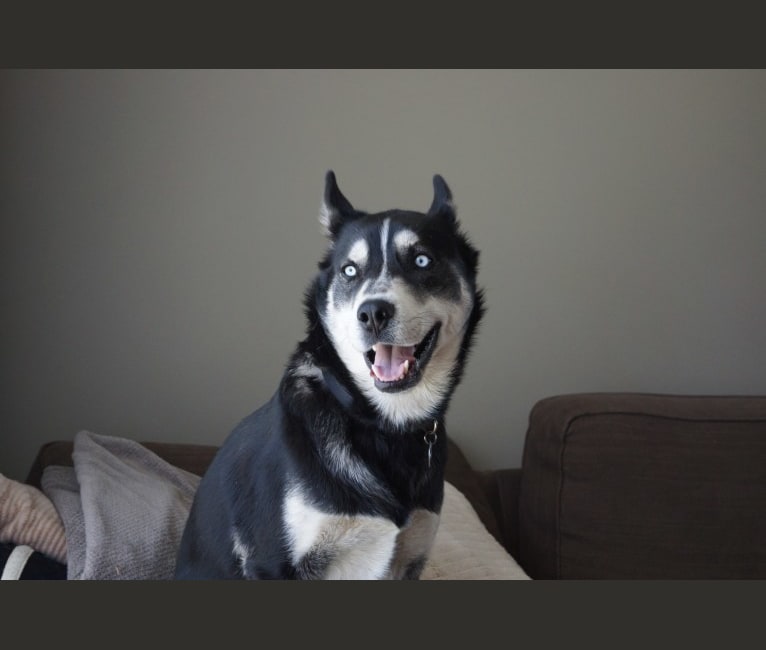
[424,420,438,468]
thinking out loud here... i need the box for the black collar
[321,368,443,437]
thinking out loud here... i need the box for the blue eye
[415,254,431,268]
[342,264,357,278]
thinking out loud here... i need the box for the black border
[2,3,766,68]
[4,579,764,643]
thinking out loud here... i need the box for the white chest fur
[282,485,439,580]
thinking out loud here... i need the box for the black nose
[357,299,395,335]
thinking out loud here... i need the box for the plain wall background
[2,69,765,482]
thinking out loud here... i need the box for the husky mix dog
[175,171,484,579]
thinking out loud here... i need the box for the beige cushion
[423,481,529,580]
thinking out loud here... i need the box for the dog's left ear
[319,170,358,238]
[427,174,457,225]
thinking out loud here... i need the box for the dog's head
[314,171,484,428]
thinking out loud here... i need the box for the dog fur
[174,171,484,579]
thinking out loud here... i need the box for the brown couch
[496,393,766,579]
[22,392,766,579]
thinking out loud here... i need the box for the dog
[174,171,484,579]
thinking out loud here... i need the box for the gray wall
[2,69,765,482]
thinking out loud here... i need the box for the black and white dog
[175,172,484,579]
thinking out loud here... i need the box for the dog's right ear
[319,170,357,238]
[427,174,457,226]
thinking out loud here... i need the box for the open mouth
[363,324,440,393]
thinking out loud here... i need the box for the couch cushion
[518,393,766,579]
[25,435,509,569]
[26,437,504,548]
[22,432,522,580]
[422,481,528,580]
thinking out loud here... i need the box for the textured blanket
[39,431,527,580]
[42,431,200,580]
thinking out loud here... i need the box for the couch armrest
[442,440,505,546]
[518,392,766,579]
[478,468,522,560]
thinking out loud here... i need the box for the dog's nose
[357,299,395,335]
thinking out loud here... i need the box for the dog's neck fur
[279,324,449,521]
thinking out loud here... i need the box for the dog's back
[175,399,291,579]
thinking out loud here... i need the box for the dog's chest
[280,486,440,579]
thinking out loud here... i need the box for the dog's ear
[427,174,457,225]
[319,170,357,238]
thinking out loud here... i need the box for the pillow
[422,482,529,580]
[0,472,66,563]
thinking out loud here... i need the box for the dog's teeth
[403,359,409,374]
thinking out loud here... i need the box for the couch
[3,392,766,579]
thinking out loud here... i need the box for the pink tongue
[372,344,416,382]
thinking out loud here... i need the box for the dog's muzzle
[356,298,441,392]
